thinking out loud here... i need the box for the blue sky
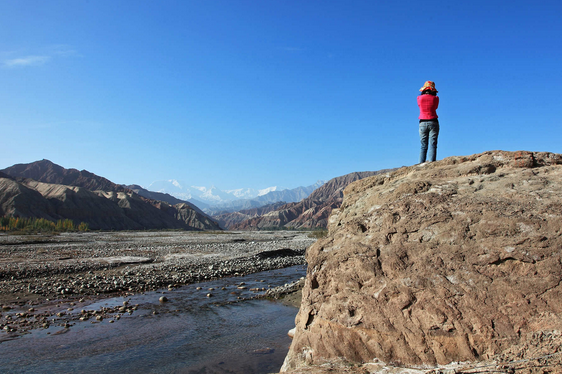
[2,0,561,190]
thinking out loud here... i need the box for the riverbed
[0,230,313,307]
[0,265,307,374]
[0,231,314,373]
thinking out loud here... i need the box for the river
[0,265,306,374]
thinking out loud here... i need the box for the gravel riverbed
[0,230,314,335]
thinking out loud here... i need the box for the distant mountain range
[201,182,326,216]
[212,201,287,229]
[147,179,280,203]
[1,159,395,232]
[146,179,325,214]
[224,170,396,230]
[0,160,220,231]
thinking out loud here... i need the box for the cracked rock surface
[282,150,562,373]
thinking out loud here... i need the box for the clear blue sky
[2,0,561,190]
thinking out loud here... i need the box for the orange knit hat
[419,81,438,92]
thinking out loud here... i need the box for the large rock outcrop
[282,151,562,373]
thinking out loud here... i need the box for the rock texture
[282,151,562,373]
[231,171,394,230]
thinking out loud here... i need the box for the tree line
[0,216,89,232]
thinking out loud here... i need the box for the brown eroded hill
[2,159,122,192]
[213,201,287,229]
[229,170,395,230]
[0,161,220,231]
[282,150,562,373]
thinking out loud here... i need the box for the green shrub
[78,222,90,231]
[0,216,89,233]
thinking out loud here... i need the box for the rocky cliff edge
[282,150,562,373]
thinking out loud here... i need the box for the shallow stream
[0,265,306,374]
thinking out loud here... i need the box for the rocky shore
[0,230,314,335]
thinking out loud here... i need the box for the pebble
[159,296,168,303]
[0,231,313,334]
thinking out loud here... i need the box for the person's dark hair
[421,90,437,96]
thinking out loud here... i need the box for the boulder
[282,150,562,373]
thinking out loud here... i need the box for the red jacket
[418,94,439,120]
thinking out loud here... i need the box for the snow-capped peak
[258,186,278,196]
[146,180,321,208]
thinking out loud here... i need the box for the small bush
[0,216,89,233]
[308,229,328,239]
[78,222,90,231]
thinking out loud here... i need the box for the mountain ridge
[227,170,396,230]
[0,160,220,231]
[203,182,324,216]
[3,159,123,192]
[148,179,325,212]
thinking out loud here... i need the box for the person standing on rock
[418,81,440,163]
